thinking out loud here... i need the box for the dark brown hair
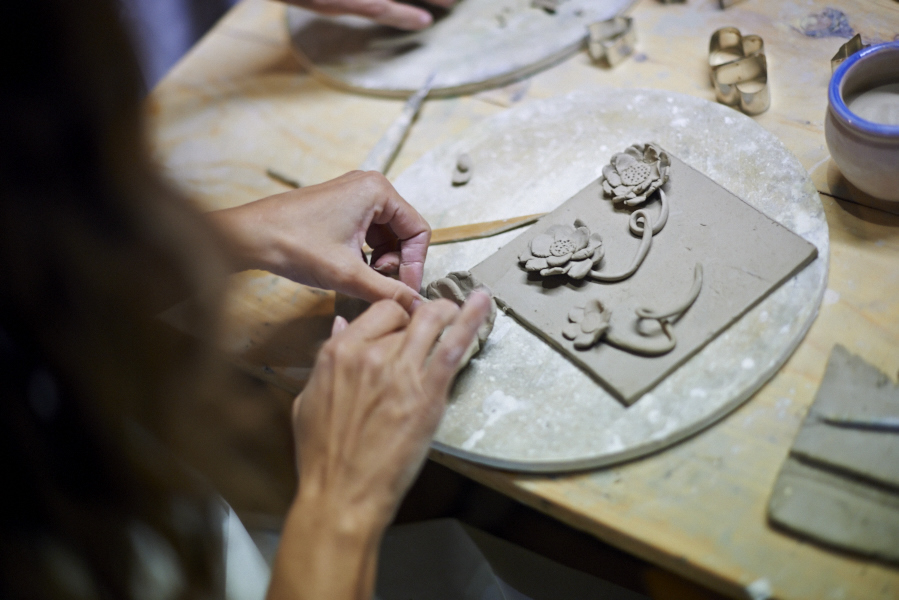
[0,1,255,597]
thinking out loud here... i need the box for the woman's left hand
[208,170,430,312]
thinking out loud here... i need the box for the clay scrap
[768,345,899,564]
[531,0,566,14]
[469,143,817,404]
[452,153,473,186]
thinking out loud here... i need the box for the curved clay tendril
[627,188,668,236]
[605,321,676,356]
[597,263,703,356]
[635,263,703,321]
[651,188,669,235]
[589,210,654,283]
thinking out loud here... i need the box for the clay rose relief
[518,220,604,280]
[517,142,701,357]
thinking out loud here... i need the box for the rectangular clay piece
[768,457,899,564]
[791,345,899,489]
[470,151,818,404]
[768,345,899,563]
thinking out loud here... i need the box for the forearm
[205,202,281,275]
[267,492,385,600]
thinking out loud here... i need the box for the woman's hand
[209,171,430,312]
[278,0,456,30]
[267,293,492,600]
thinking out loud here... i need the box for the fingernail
[331,315,348,335]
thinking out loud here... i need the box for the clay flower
[601,142,670,206]
[563,299,611,350]
[518,219,603,280]
[425,271,496,350]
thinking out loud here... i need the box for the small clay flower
[563,299,611,350]
[601,142,670,206]
[518,219,603,280]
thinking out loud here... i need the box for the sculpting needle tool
[358,72,437,174]
[816,413,899,433]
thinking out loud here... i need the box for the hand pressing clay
[425,271,496,368]
[452,153,473,186]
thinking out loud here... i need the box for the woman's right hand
[268,292,491,600]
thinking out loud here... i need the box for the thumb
[343,261,425,313]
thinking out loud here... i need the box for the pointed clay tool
[359,72,437,174]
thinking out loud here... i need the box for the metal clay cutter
[588,16,636,68]
[831,33,868,72]
[709,27,769,115]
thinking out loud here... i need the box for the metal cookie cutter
[709,27,769,115]
[831,33,868,72]
[588,16,636,67]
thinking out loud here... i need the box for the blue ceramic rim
[829,41,899,137]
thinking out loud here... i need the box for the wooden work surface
[147,1,899,598]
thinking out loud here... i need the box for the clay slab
[285,0,635,97]
[470,153,817,404]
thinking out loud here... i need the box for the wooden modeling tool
[358,72,437,174]
[362,212,544,254]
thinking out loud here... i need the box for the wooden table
[147,1,899,598]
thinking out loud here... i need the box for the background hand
[279,0,456,30]
[209,171,430,312]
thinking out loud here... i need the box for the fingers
[365,180,431,293]
[371,251,400,276]
[397,231,429,295]
[350,0,433,29]
[340,299,410,341]
[342,259,426,313]
[331,315,349,336]
[424,291,492,395]
[399,299,460,366]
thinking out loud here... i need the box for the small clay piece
[425,270,497,353]
[452,153,473,186]
[518,219,604,280]
[531,0,564,14]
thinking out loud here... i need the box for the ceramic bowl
[825,41,899,203]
